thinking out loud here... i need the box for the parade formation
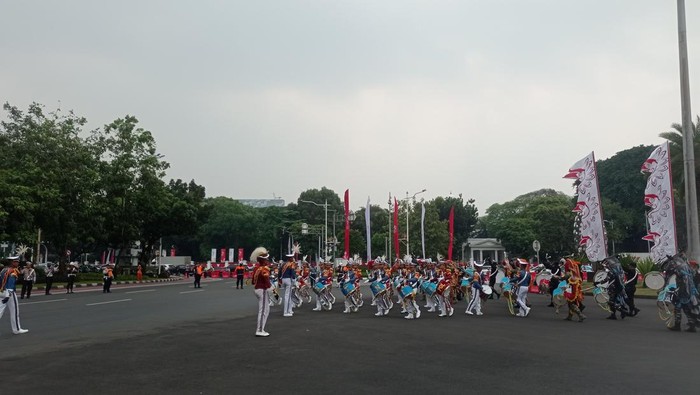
[247,250,700,337]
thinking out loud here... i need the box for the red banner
[344,189,350,260]
[238,248,244,262]
[393,197,399,259]
[170,247,176,256]
[448,206,455,261]
[220,248,227,262]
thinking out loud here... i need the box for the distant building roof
[466,238,505,249]
[237,199,285,208]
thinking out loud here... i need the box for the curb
[32,277,183,290]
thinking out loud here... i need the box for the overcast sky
[2,1,698,213]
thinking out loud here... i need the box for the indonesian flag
[344,189,350,260]
[393,197,399,259]
[641,142,677,262]
[564,152,608,262]
[365,197,371,261]
[448,206,455,261]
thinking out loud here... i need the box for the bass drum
[593,270,610,287]
[493,270,506,293]
[535,271,553,286]
[644,271,665,291]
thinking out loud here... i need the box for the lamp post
[403,189,427,257]
[300,199,329,261]
[677,0,700,263]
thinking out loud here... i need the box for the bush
[636,257,657,276]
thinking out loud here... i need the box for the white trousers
[255,288,270,332]
[0,290,23,332]
[516,286,529,315]
[282,278,293,315]
[466,288,481,314]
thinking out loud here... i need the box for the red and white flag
[641,142,677,262]
[564,152,608,262]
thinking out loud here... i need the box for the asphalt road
[0,279,697,394]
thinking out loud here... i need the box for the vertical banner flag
[170,246,176,256]
[210,248,216,263]
[229,248,235,263]
[564,152,608,262]
[448,206,455,261]
[344,189,350,260]
[641,142,678,262]
[220,248,227,263]
[365,197,372,261]
[421,202,426,259]
[101,250,106,265]
[238,248,244,262]
[393,197,400,259]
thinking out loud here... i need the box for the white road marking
[125,289,156,294]
[21,298,67,305]
[86,299,132,306]
[180,290,205,294]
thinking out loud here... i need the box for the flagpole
[677,0,700,262]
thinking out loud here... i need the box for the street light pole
[300,199,329,262]
[677,0,700,263]
[403,189,426,257]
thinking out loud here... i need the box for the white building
[465,238,507,263]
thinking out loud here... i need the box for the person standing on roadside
[45,263,56,295]
[20,263,35,299]
[0,257,29,335]
[235,261,246,289]
[194,263,203,288]
[136,264,143,282]
[66,263,78,294]
[102,264,114,293]
[251,247,271,337]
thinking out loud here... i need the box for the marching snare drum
[420,281,437,296]
[370,280,387,296]
[481,284,493,296]
[341,281,356,296]
[399,285,414,299]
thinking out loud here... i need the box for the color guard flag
[641,142,677,262]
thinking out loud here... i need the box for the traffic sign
[532,240,541,252]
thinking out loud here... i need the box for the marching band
[249,247,700,336]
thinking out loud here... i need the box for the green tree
[597,145,655,252]
[0,103,104,261]
[480,189,575,257]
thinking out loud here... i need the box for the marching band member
[403,263,421,319]
[661,255,699,332]
[312,263,333,311]
[561,259,586,323]
[623,261,640,317]
[424,262,438,313]
[0,257,29,335]
[600,256,630,320]
[279,253,297,317]
[251,248,272,337]
[437,264,454,317]
[465,262,484,316]
[515,260,532,317]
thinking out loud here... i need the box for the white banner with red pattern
[564,152,608,262]
[641,142,678,262]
